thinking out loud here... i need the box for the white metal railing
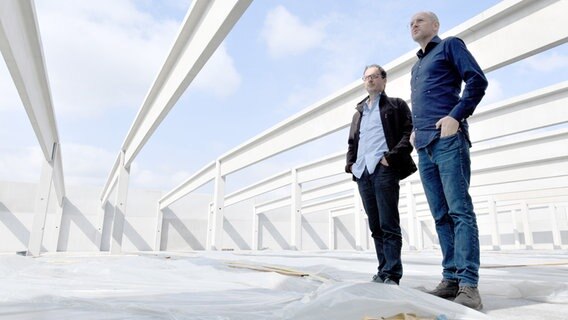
[98,0,253,253]
[156,0,568,251]
[0,0,66,256]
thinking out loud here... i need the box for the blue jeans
[418,131,480,287]
[356,165,402,283]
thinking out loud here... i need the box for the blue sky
[1,0,567,193]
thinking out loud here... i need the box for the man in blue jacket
[346,64,416,286]
[409,11,488,310]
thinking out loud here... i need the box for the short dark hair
[363,64,387,79]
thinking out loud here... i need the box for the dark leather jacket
[345,92,417,180]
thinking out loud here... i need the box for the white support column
[488,197,501,250]
[206,202,214,249]
[511,208,521,249]
[520,201,534,249]
[48,143,65,252]
[353,184,363,250]
[405,181,417,250]
[154,208,164,251]
[210,160,226,250]
[50,202,65,252]
[290,169,302,250]
[109,152,130,255]
[252,206,259,251]
[94,204,106,250]
[27,159,54,256]
[328,211,335,250]
[417,219,424,250]
[550,204,562,249]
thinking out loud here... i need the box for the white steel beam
[255,196,289,214]
[210,160,225,250]
[225,171,291,207]
[214,0,568,179]
[218,85,362,176]
[26,159,54,256]
[109,152,130,254]
[520,201,534,249]
[470,82,568,142]
[100,155,120,204]
[550,205,562,249]
[159,161,216,210]
[328,211,335,250]
[405,181,418,250]
[302,179,351,202]
[352,184,363,250]
[160,0,568,236]
[296,152,344,184]
[290,169,302,250]
[94,205,106,250]
[330,206,355,218]
[0,0,65,206]
[252,206,259,251]
[488,197,501,250]
[154,208,164,251]
[302,195,353,215]
[101,0,252,203]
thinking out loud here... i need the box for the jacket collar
[356,92,388,112]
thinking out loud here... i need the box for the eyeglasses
[362,73,382,81]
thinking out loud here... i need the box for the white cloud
[0,147,43,183]
[130,163,191,191]
[192,44,242,98]
[261,6,326,58]
[34,0,184,118]
[481,77,505,105]
[61,143,116,187]
[524,51,568,72]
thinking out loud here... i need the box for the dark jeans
[356,165,402,283]
[417,131,480,287]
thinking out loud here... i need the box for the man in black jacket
[345,64,416,285]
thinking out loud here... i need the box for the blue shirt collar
[416,35,442,58]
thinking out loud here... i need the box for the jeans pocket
[439,132,459,140]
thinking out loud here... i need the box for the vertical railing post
[511,208,521,249]
[290,169,302,250]
[210,160,225,250]
[252,206,259,251]
[488,197,501,250]
[405,181,417,250]
[550,204,562,249]
[520,201,534,249]
[328,210,335,250]
[353,184,363,250]
[109,151,130,255]
[27,159,54,256]
[154,207,164,251]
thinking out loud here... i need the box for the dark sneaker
[383,278,398,285]
[454,286,483,310]
[428,279,459,299]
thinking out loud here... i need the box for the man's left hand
[435,116,459,137]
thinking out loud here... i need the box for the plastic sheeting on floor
[0,250,566,319]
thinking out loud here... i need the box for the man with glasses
[345,64,416,285]
[409,11,488,310]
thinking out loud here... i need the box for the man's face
[363,67,386,95]
[410,12,438,43]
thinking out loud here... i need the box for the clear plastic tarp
[0,250,566,319]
